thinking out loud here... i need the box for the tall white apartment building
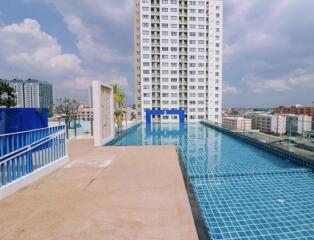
[23,79,53,109]
[23,80,40,108]
[7,79,25,107]
[134,0,223,122]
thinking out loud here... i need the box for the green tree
[112,84,125,109]
[0,82,16,108]
[114,109,124,129]
[54,98,80,137]
[112,84,125,130]
[48,105,54,117]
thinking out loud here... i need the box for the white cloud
[0,19,82,76]
[0,18,129,99]
[97,0,133,25]
[246,70,314,93]
[223,0,314,106]
[223,84,240,94]
[30,0,134,65]
[34,0,134,25]
[287,69,314,87]
[26,0,134,101]
[63,14,132,64]
[62,73,129,92]
[248,79,291,93]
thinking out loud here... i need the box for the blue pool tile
[110,123,314,240]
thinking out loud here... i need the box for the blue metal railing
[0,126,67,188]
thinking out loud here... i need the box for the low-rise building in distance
[275,104,314,117]
[275,104,314,130]
[249,114,287,135]
[247,113,312,136]
[222,116,252,131]
[77,104,93,121]
[286,114,312,136]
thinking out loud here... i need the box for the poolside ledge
[0,139,198,240]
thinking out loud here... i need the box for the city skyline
[0,0,313,107]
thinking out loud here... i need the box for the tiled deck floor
[0,139,198,240]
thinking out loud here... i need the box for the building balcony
[152,42,160,47]
[151,34,160,39]
[151,19,160,24]
[152,51,160,55]
[152,65,160,69]
[151,12,160,17]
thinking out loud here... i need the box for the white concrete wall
[92,81,115,146]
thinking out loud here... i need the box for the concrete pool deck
[0,139,198,240]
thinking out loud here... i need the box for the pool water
[109,123,314,239]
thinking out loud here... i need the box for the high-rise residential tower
[134,0,223,123]
[1,79,53,109]
[21,79,53,109]
[7,79,25,107]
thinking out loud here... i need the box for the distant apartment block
[249,113,312,136]
[286,114,312,136]
[0,79,53,109]
[77,105,93,121]
[134,0,223,123]
[249,114,287,135]
[222,116,252,131]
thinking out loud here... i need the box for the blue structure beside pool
[0,108,48,134]
[108,123,314,240]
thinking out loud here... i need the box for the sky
[0,0,313,108]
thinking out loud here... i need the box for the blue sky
[0,0,313,107]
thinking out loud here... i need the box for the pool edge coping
[201,121,314,171]
[176,147,212,240]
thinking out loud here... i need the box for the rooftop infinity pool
[108,123,314,240]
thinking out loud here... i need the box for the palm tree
[112,84,125,109]
[112,84,125,131]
